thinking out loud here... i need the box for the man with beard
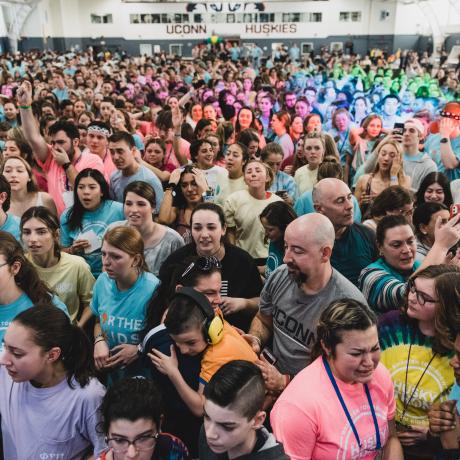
[247,213,366,393]
[18,81,104,215]
[313,178,377,286]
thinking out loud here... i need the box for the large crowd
[0,43,459,459]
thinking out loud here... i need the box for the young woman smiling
[159,203,263,332]
[109,181,184,276]
[0,155,56,217]
[92,226,160,383]
[272,299,403,460]
[0,306,106,459]
[21,206,95,326]
[158,165,207,244]
[224,159,282,263]
[60,168,124,277]
[142,137,175,184]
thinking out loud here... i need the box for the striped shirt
[358,258,420,315]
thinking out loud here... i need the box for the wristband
[18,105,31,109]
[94,333,106,343]
[252,335,262,349]
[174,133,181,138]
[390,175,398,181]
[94,338,106,345]
[63,162,72,171]
[441,137,450,144]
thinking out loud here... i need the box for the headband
[87,125,111,137]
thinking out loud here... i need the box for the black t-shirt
[331,223,378,287]
[159,243,263,331]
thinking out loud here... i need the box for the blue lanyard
[322,357,381,450]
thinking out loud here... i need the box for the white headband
[87,125,111,137]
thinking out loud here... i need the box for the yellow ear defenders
[175,287,224,345]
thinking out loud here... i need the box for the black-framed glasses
[181,256,222,279]
[105,432,159,452]
[407,278,437,306]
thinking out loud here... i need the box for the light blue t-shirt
[425,133,460,181]
[90,271,160,349]
[294,192,362,223]
[109,165,164,213]
[449,382,460,413]
[0,213,20,241]
[0,293,68,351]
[60,200,124,277]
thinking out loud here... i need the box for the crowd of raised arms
[0,43,460,460]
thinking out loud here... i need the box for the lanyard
[322,357,381,450]
[401,343,436,424]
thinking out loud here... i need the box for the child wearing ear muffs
[148,287,257,419]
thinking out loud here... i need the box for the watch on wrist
[63,161,72,171]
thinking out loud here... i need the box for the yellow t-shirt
[294,165,318,195]
[224,190,282,259]
[199,319,257,384]
[28,252,95,322]
[214,176,247,208]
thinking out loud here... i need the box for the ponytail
[13,305,95,388]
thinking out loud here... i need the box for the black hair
[100,378,163,434]
[108,131,135,149]
[66,169,110,231]
[194,119,212,139]
[48,120,80,140]
[376,214,412,246]
[156,109,173,131]
[190,139,213,162]
[412,202,448,241]
[260,201,297,248]
[204,360,265,419]
[13,306,94,388]
[415,172,453,207]
[164,294,206,336]
[171,165,204,209]
[0,174,11,212]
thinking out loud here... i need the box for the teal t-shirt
[265,242,283,279]
[90,271,160,349]
[60,200,124,277]
[0,213,20,241]
[0,293,68,352]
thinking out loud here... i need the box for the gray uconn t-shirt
[260,265,367,376]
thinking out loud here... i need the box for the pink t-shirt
[37,146,105,215]
[82,147,116,183]
[164,138,191,169]
[271,357,395,460]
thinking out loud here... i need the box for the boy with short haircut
[149,288,257,417]
[108,131,164,212]
[200,360,289,460]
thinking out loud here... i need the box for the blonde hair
[103,226,149,272]
[374,139,405,182]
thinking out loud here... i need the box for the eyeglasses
[0,262,8,269]
[407,278,437,306]
[397,206,414,217]
[181,256,222,279]
[106,432,158,452]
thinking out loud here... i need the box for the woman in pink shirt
[271,299,403,460]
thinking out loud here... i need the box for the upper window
[91,14,112,24]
